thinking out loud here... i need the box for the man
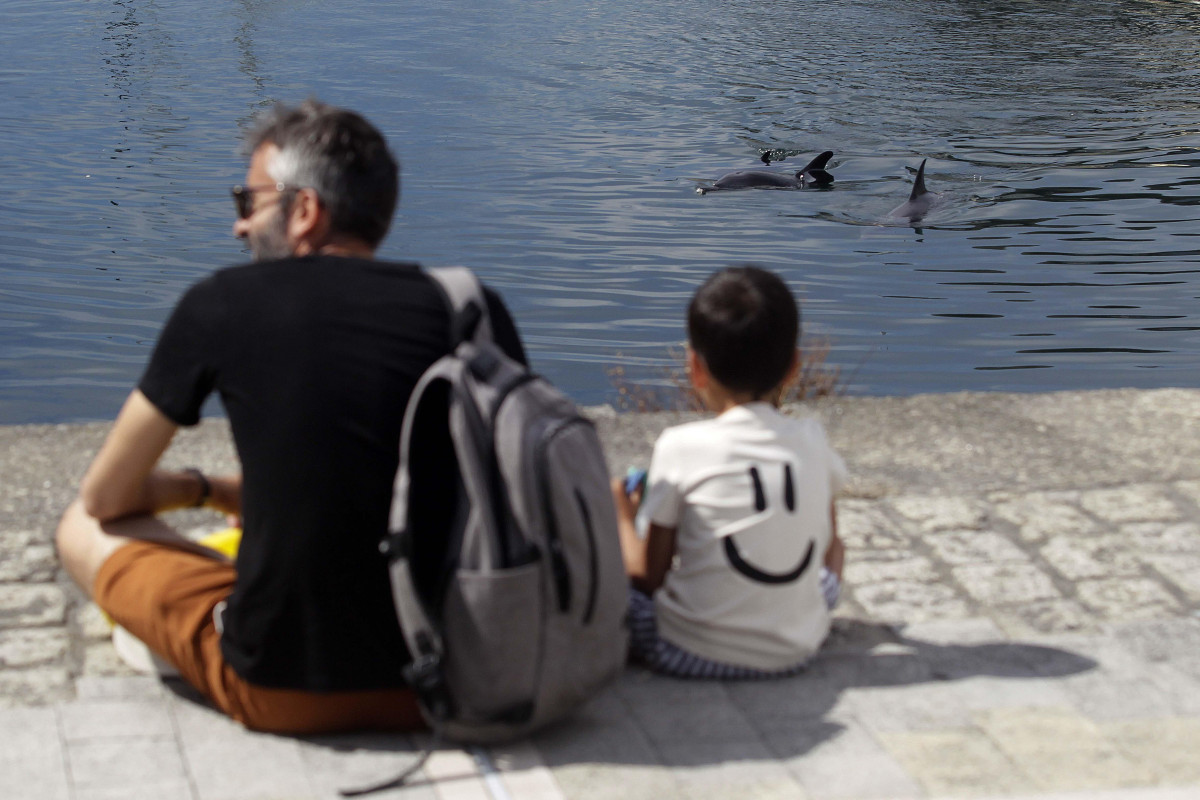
[56,100,526,734]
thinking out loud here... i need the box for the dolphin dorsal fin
[797,150,835,185]
[799,150,834,173]
[908,159,928,202]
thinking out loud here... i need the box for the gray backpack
[380,267,628,741]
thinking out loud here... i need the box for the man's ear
[286,188,327,249]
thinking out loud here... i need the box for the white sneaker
[111,625,180,678]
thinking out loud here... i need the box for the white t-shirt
[635,403,846,670]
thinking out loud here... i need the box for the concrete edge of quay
[3,387,1200,799]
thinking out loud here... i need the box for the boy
[611,265,845,678]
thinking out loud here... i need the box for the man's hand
[207,474,243,528]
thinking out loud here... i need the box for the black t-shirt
[139,255,526,691]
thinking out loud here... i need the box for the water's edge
[6,388,1198,537]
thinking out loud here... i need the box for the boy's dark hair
[246,99,399,249]
[687,265,799,398]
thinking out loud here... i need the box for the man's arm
[80,389,237,521]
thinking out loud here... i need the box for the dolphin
[888,159,937,221]
[697,150,834,195]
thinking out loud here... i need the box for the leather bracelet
[184,468,211,508]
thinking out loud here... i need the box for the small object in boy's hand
[624,467,647,497]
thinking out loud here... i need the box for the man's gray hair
[245,100,399,249]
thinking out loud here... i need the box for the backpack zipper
[574,487,600,625]
[535,414,594,614]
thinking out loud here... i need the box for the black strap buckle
[403,653,452,721]
[378,530,408,559]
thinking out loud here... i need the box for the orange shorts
[94,539,424,735]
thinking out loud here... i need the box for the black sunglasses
[230,183,297,220]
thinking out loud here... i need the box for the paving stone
[0,583,66,628]
[919,636,1087,682]
[299,733,437,800]
[0,627,68,668]
[1106,717,1200,784]
[0,707,69,800]
[952,562,1062,606]
[60,699,175,740]
[73,784,194,800]
[889,496,988,532]
[725,673,854,729]
[1079,485,1182,523]
[658,740,807,800]
[1140,552,1200,603]
[617,675,757,744]
[1140,662,1200,716]
[488,741,566,800]
[772,720,923,799]
[532,690,658,772]
[974,706,1157,791]
[835,501,910,551]
[0,530,57,581]
[171,697,314,799]
[807,649,937,692]
[844,554,940,585]
[82,640,141,677]
[1039,535,1143,581]
[76,602,115,642]
[878,728,1034,797]
[991,598,1094,636]
[548,762,677,800]
[848,683,971,733]
[1111,617,1200,663]
[0,666,73,706]
[899,617,1007,645]
[1044,634,1154,678]
[1122,521,1200,553]
[948,674,1073,711]
[1059,670,1179,722]
[991,491,1096,543]
[1174,479,1200,506]
[66,737,190,799]
[418,747,492,800]
[1075,578,1183,621]
[925,530,1029,565]
[852,581,972,624]
[74,675,166,701]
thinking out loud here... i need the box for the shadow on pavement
[530,617,1097,769]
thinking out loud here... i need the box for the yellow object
[200,527,242,558]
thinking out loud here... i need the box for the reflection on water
[1,0,1199,423]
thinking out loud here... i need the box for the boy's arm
[610,479,678,595]
[823,503,844,580]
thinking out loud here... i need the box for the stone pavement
[3,388,1200,799]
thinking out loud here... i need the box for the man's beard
[248,206,292,261]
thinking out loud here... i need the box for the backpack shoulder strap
[428,266,494,345]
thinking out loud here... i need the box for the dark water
[3,0,1200,424]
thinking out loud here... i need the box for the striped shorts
[626,567,840,680]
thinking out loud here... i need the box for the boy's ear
[784,348,801,385]
[686,347,709,390]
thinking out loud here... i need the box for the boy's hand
[611,477,638,524]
